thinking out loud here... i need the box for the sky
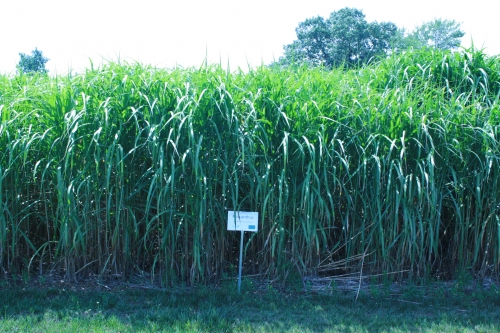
[1,0,499,75]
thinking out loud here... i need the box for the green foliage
[0,48,500,287]
[278,12,465,69]
[17,48,49,74]
[406,18,465,50]
[279,8,398,68]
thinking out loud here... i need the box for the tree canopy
[18,48,49,74]
[406,18,465,50]
[279,8,398,68]
[278,9,465,69]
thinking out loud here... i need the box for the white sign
[227,211,259,232]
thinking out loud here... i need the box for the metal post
[237,230,244,293]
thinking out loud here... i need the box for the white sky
[0,0,498,75]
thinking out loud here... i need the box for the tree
[18,48,49,74]
[279,8,398,68]
[406,19,464,50]
[281,16,332,67]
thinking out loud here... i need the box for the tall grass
[1,48,499,285]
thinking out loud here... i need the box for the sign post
[227,211,258,293]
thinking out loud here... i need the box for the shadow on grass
[1,285,500,332]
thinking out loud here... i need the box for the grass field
[1,277,500,333]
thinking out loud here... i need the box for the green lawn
[1,279,500,332]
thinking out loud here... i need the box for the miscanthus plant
[0,47,499,285]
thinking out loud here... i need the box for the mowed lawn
[1,279,500,333]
